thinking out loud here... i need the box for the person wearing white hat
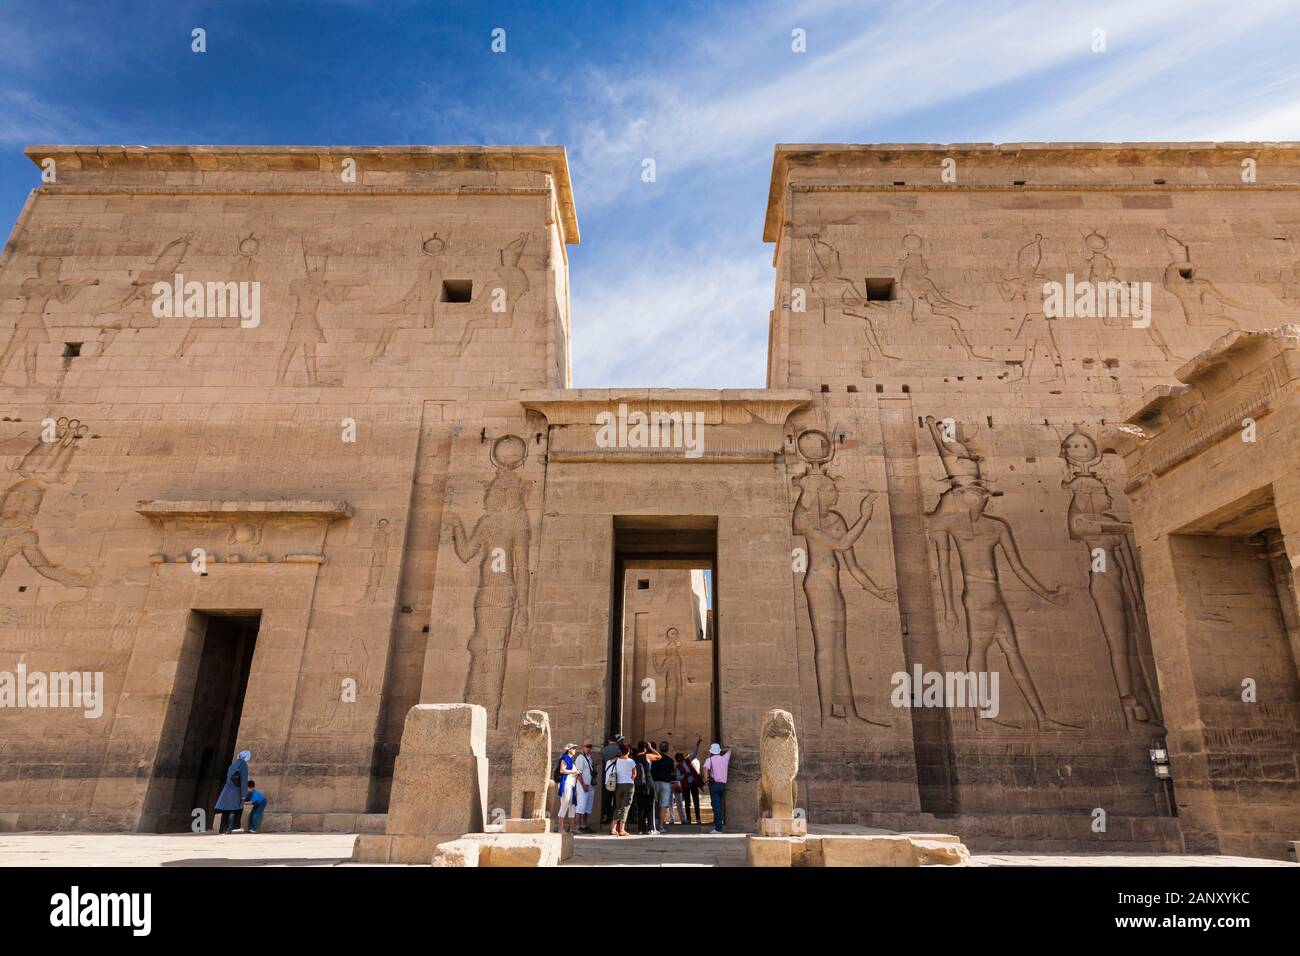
[701,742,732,833]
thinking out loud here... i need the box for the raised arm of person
[995,519,1067,606]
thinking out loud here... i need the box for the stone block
[759,816,807,837]
[386,754,488,835]
[503,817,550,834]
[818,834,918,867]
[746,835,794,867]
[911,838,971,866]
[432,839,481,867]
[351,704,488,863]
[398,703,487,757]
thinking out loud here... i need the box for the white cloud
[562,0,1300,388]
[0,90,91,146]
[571,249,772,388]
[566,0,1265,209]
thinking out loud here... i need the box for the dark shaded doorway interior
[141,610,259,832]
[607,516,717,750]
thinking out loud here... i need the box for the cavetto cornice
[25,144,580,245]
[764,141,1300,242]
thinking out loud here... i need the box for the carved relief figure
[1060,426,1159,727]
[651,626,684,733]
[365,517,392,603]
[925,416,1077,730]
[446,435,532,729]
[1085,230,1176,361]
[0,479,93,588]
[999,233,1063,381]
[1,259,98,386]
[454,232,530,357]
[374,235,444,358]
[896,233,990,361]
[98,235,190,352]
[176,233,258,358]
[276,246,352,386]
[12,417,85,483]
[791,428,895,727]
[806,234,900,371]
[1159,229,1250,328]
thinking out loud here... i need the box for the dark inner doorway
[607,516,718,748]
[142,611,259,832]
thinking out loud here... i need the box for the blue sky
[3,0,1299,387]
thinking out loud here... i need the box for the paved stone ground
[0,833,1294,867]
[0,833,358,867]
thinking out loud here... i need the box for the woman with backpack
[676,739,703,826]
[215,749,251,833]
[632,741,658,835]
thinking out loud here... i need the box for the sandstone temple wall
[0,146,572,828]
[1,142,1295,854]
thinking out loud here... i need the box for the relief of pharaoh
[925,416,1077,731]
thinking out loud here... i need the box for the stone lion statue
[758,708,798,820]
[510,709,551,820]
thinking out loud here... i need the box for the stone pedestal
[759,816,807,837]
[352,703,488,864]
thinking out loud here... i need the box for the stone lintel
[519,388,812,426]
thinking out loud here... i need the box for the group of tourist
[218,735,730,840]
[553,734,731,837]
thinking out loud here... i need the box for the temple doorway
[142,610,259,832]
[607,516,717,752]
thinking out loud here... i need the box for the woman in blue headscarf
[215,749,251,833]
